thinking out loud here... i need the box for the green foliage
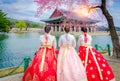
[0,10,10,32]
[7,18,42,29]
[26,22,31,27]
[8,18,18,27]
[15,20,27,30]
[31,23,44,28]
[31,23,39,28]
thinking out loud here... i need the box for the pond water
[0,32,117,69]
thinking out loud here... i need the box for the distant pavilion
[41,9,99,32]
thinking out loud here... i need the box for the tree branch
[88,6,101,13]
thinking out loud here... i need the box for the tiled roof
[59,9,99,23]
[41,8,99,23]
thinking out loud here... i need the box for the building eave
[41,16,63,23]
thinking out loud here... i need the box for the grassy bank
[0,66,24,78]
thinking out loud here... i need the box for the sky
[0,0,120,27]
[107,0,120,27]
[0,0,52,23]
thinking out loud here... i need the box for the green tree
[8,18,18,27]
[0,10,10,32]
[15,20,27,31]
[25,22,31,31]
[31,23,39,28]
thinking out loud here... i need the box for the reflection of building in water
[41,9,99,32]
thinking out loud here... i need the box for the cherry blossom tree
[34,0,120,58]
[89,0,120,58]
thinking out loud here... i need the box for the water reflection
[0,35,9,54]
[92,36,112,49]
[0,32,40,69]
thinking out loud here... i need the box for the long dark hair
[44,26,51,33]
[44,26,51,43]
[81,27,88,43]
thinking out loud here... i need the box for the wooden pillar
[87,27,89,32]
[61,27,63,32]
[57,22,59,32]
[53,22,55,32]
[53,23,55,31]
[51,23,53,31]
[72,26,74,31]
[53,26,55,31]
[57,26,59,31]
[59,25,61,32]
[79,27,81,32]
[89,27,91,32]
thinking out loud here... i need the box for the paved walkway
[0,55,120,81]
[104,55,120,81]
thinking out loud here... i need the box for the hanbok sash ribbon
[61,43,73,71]
[41,45,52,48]
[40,45,52,71]
[40,48,46,72]
[83,44,103,80]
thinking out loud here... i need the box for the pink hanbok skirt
[57,47,87,81]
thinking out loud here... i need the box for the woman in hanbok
[22,26,57,81]
[78,27,115,81]
[57,26,87,81]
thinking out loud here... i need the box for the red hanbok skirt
[78,46,115,81]
[22,46,57,81]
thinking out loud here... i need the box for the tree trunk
[101,0,120,58]
[26,27,28,31]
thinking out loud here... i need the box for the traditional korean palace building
[41,9,99,32]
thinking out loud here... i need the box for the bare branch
[88,6,101,13]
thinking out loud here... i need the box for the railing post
[24,56,31,72]
[107,44,111,56]
[95,44,98,50]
